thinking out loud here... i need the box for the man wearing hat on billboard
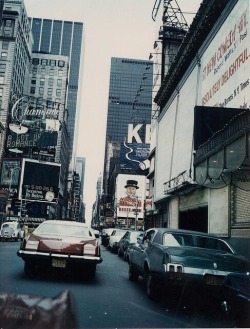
[119,179,142,208]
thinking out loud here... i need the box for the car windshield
[163,233,232,253]
[35,223,93,237]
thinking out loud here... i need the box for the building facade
[0,0,33,164]
[153,0,250,257]
[29,18,84,172]
[103,57,153,189]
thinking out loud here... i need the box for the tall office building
[103,57,153,196]
[29,18,84,171]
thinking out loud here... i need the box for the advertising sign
[200,0,249,109]
[19,159,61,203]
[120,142,150,172]
[116,174,146,219]
[0,159,21,198]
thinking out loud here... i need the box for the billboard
[120,142,150,172]
[0,159,22,198]
[200,0,249,108]
[116,174,146,219]
[19,159,61,203]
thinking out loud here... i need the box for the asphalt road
[0,241,235,328]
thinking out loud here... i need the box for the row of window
[31,66,65,77]
[30,86,62,97]
[31,78,63,87]
[32,58,65,68]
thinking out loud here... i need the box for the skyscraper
[29,18,84,170]
[103,57,153,196]
[105,57,153,143]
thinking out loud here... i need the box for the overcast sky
[24,0,202,223]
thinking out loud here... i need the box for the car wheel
[24,260,36,278]
[128,264,139,282]
[145,270,157,300]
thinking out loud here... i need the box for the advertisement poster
[0,159,22,198]
[19,159,61,203]
[120,142,150,173]
[116,174,146,219]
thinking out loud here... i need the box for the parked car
[221,273,250,327]
[108,229,128,253]
[0,221,24,241]
[118,230,144,260]
[100,228,114,247]
[128,228,250,300]
[17,220,102,279]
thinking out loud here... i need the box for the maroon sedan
[17,220,102,279]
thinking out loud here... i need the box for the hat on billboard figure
[124,180,139,189]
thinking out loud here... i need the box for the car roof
[149,227,218,237]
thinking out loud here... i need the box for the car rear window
[35,223,93,237]
[163,233,232,252]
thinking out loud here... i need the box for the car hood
[30,234,96,254]
[165,246,250,272]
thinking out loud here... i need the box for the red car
[17,220,102,279]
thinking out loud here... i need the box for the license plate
[204,274,224,285]
[52,259,66,268]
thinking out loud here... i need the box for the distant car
[221,273,250,327]
[128,228,250,300]
[118,230,144,260]
[0,221,24,241]
[100,228,115,247]
[17,220,102,279]
[108,229,128,253]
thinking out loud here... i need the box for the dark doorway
[179,207,208,233]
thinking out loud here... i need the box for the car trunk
[166,246,250,272]
[37,236,96,255]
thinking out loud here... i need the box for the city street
[0,241,235,328]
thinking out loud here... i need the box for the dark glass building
[105,57,153,143]
[103,57,153,196]
[29,18,84,170]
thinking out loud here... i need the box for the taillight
[164,263,183,280]
[25,240,39,250]
[84,244,96,255]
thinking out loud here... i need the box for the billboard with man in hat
[116,174,146,221]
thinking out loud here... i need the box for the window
[58,70,63,77]
[32,58,39,65]
[56,89,61,97]
[31,79,36,85]
[0,88,3,97]
[5,20,13,27]
[58,60,65,67]
[41,59,47,66]
[30,86,36,94]
[47,88,53,97]
[0,64,6,73]
[50,60,56,67]
[48,78,54,87]
[0,76,4,84]
[1,52,7,60]
[49,69,55,76]
[57,79,62,87]
[2,41,9,50]
[32,67,37,75]
[41,67,46,75]
[39,87,44,95]
[40,78,45,86]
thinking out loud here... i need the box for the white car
[108,229,128,253]
[0,221,24,241]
